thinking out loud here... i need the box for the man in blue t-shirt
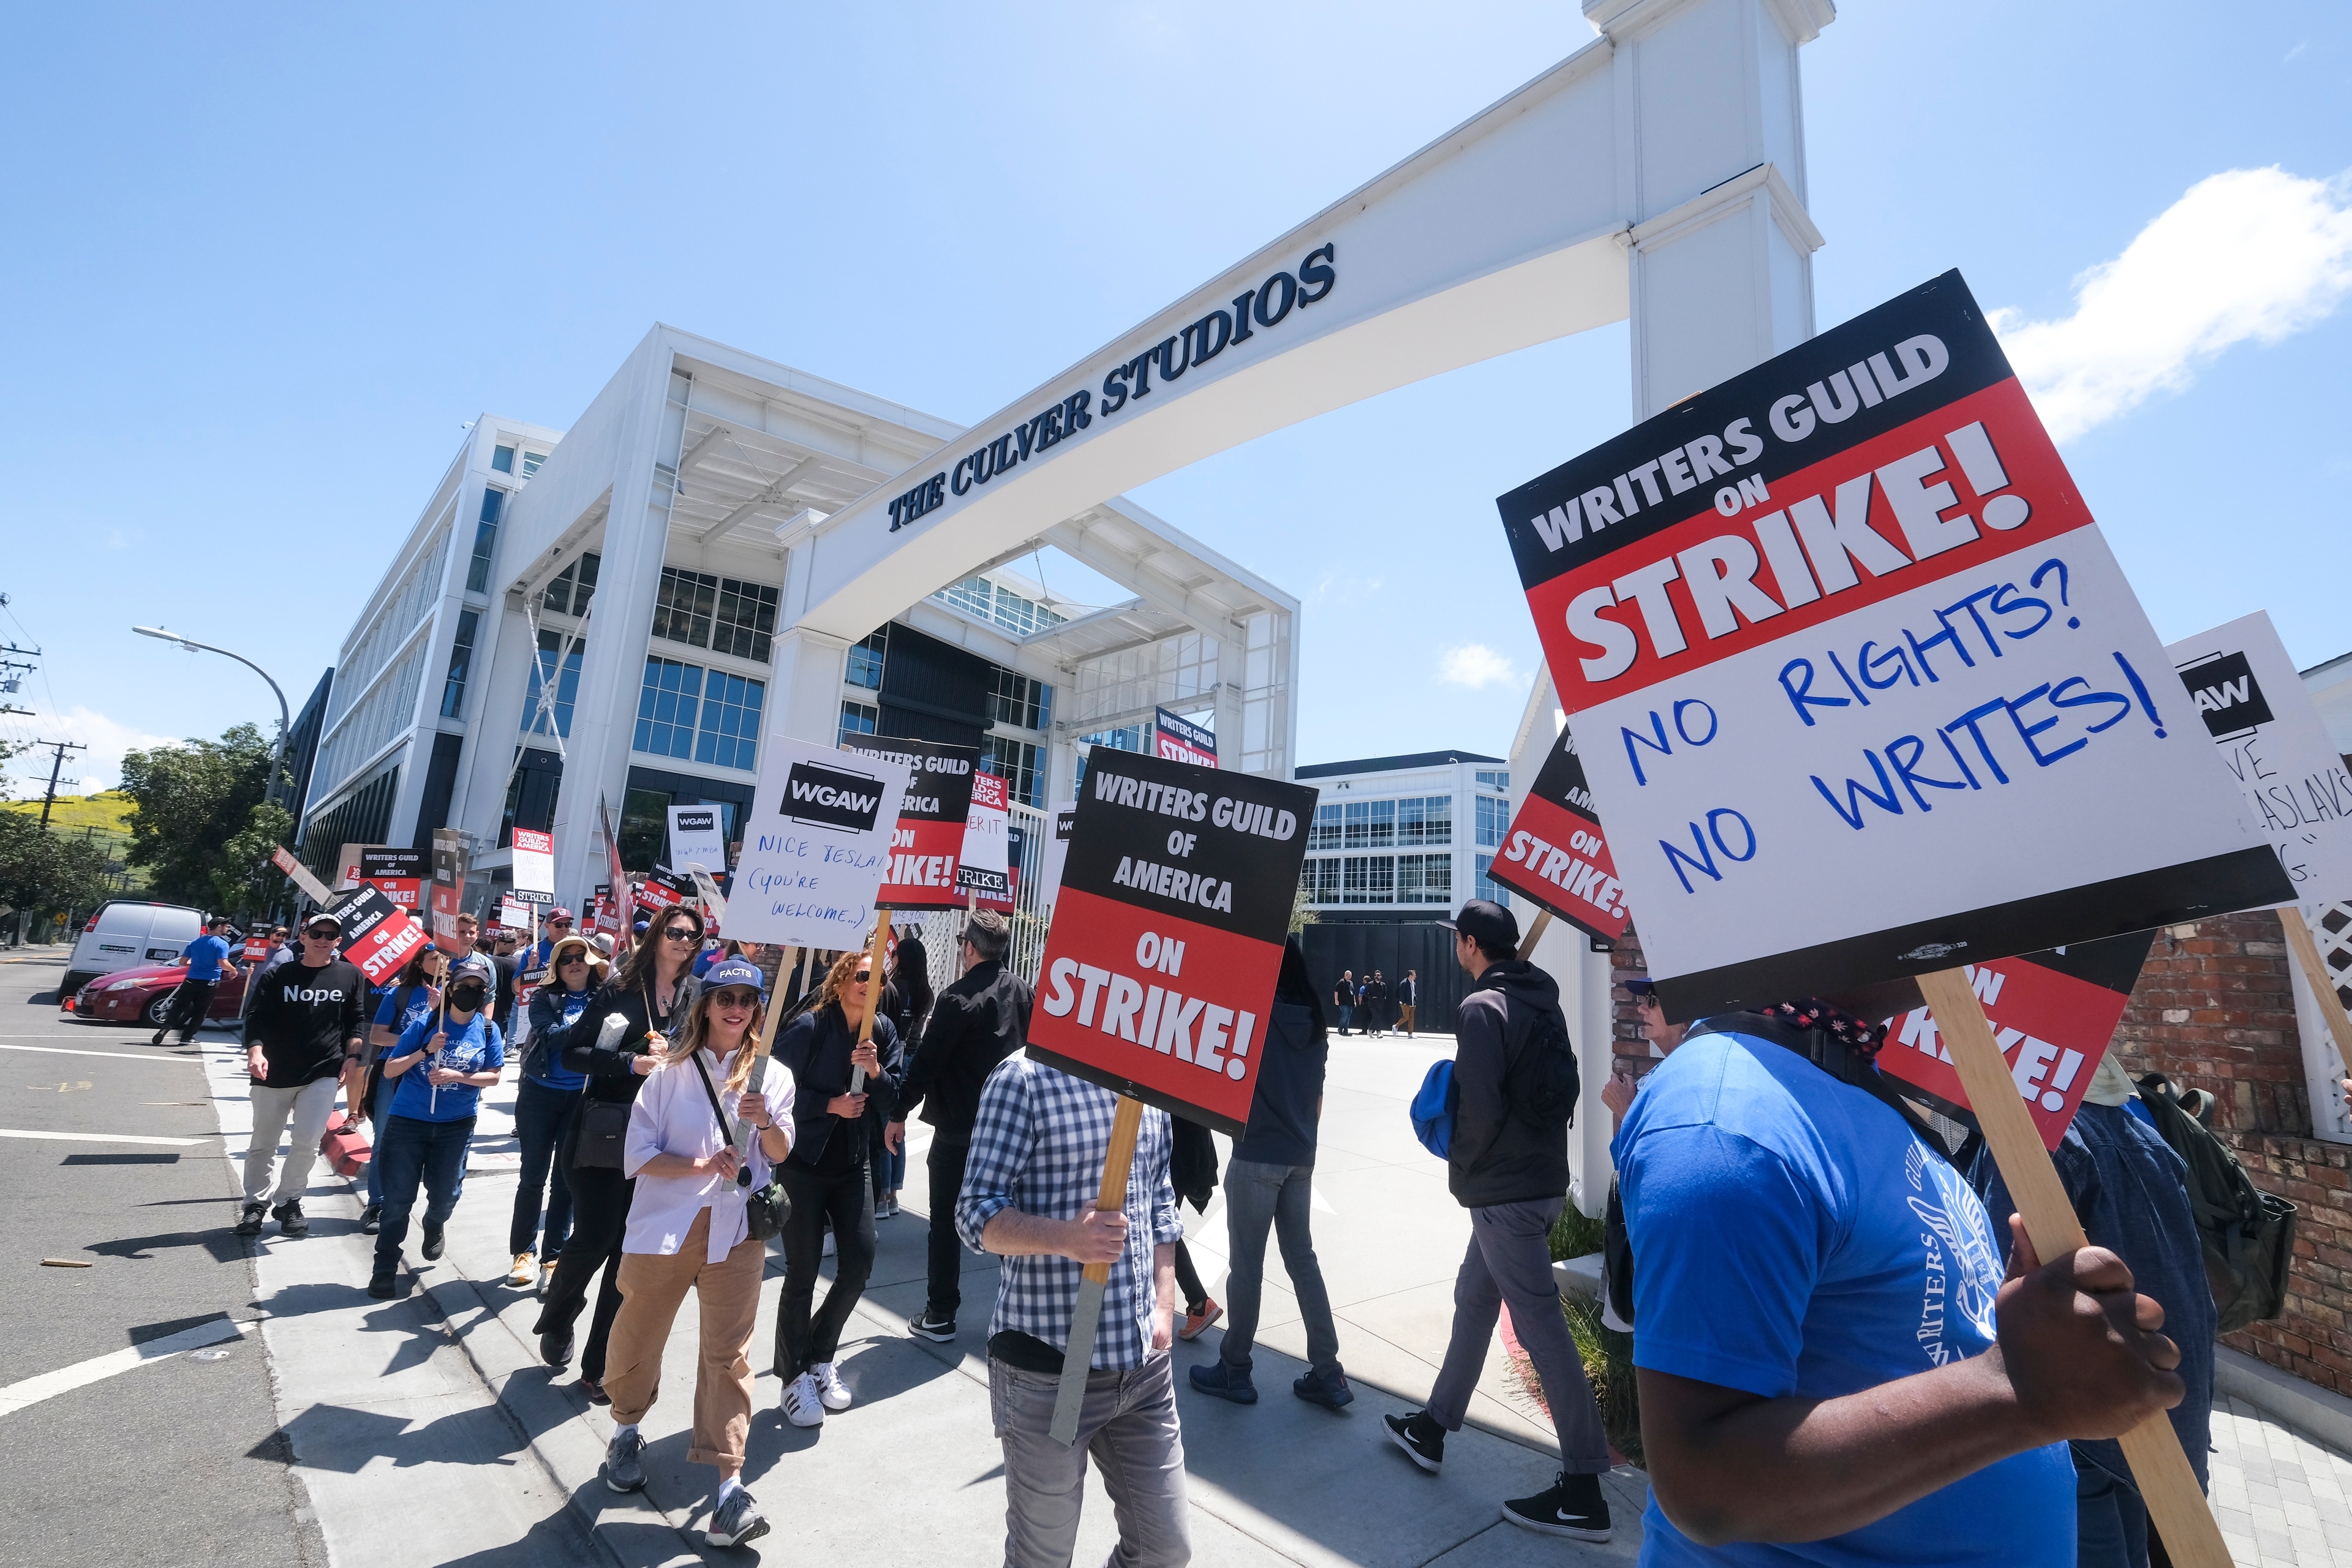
[153,916,240,1046]
[1615,984,2185,1567]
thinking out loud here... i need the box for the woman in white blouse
[597,957,794,1550]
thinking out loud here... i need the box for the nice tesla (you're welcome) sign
[1497,271,2289,1019]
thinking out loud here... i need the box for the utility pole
[36,741,86,829]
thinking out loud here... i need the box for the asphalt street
[0,950,321,1568]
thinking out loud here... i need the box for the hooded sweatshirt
[1446,958,1573,1208]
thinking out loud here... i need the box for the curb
[2214,1344,2352,1455]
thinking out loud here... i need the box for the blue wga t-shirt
[527,989,591,1092]
[371,985,439,1057]
[1613,1029,2072,1568]
[183,934,232,982]
[389,1012,505,1123]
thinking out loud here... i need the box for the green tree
[0,812,119,925]
[120,723,282,913]
[216,801,295,919]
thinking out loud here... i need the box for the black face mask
[448,985,489,1012]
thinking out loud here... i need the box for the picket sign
[269,844,334,908]
[849,910,889,1095]
[1918,968,2228,1568]
[2282,917,2352,1072]
[724,948,799,1160]
[1487,728,1632,944]
[1516,910,1553,962]
[1050,1094,1146,1446]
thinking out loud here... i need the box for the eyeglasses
[660,926,698,942]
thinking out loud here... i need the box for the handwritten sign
[1496,271,2289,1018]
[727,735,910,949]
[956,771,1012,906]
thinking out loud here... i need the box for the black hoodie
[1446,958,1573,1208]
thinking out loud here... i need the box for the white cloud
[1989,167,2352,443]
[1436,643,1521,690]
[4,706,187,799]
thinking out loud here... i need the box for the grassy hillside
[1,790,137,837]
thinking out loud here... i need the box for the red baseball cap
[547,907,575,922]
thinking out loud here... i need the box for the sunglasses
[850,969,871,982]
[304,927,338,938]
[710,987,760,1009]
[559,956,589,968]
[660,925,698,941]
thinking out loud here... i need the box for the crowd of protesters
[184,865,2247,1568]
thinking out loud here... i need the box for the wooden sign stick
[1517,910,1554,962]
[850,910,890,1093]
[1915,968,2229,1568]
[1050,1093,1145,1445]
[726,947,795,1157]
[2281,913,2352,1070]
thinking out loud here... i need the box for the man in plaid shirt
[957,1054,1190,1567]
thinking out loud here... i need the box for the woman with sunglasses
[355,946,445,1234]
[769,948,900,1426]
[506,934,605,1291]
[532,903,704,1401]
[600,956,793,1550]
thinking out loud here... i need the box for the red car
[70,962,250,1030]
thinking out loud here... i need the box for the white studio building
[297,326,1300,909]
[1293,750,1517,920]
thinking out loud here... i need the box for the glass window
[439,609,480,719]
[711,578,778,663]
[1476,853,1511,907]
[521,450,548,477]
[466,488,505,594]
[651,567,718,649]
[1300,858,1341,905]
[1476,795,1510,849]
[846,630,885,691]
[1309,803,1342,851]
[618,786,671,874]
[1477,769,1509,790]
[983,737,1042,808]
[992,668,1051,731]
[1396,795,1453,846]
[839,699,878,745]
[694,669,764,771]
[543,552,600,618]
[491,445,515,474]
[634,655,703,758]
[1341,856,1394,905]
[1397,853,1452,905]
[1343,800,1395,850]
[522,628,583,737]
[933,575,1067,638]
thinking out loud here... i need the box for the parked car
[69,959,249,1030]
[60,899,208,998]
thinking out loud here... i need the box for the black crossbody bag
[690,1050,790,1242]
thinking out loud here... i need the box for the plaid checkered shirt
[955,1055,1183,1372]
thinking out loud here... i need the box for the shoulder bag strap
[690,1049,763,1189]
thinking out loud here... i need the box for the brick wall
[1605,911,2352,1398]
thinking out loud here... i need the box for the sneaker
[886,1193,902,1217]
[1384,1409,1446,1472]
[603,1428,647,1493]
[811,1361,853,1412]
[271,1199,308,1237]
[579,1376,609,1406]
[507,1252,535,1286]
[781,1371,827,1427]
[360,1203,382,1235]
[235,1201,267,1237]
[1503,1469,1612,1542]
[875,1198,891,1221]
[821,1229,836,1258]
[540,1329,575,1368]
[1178,1297,1223,1341]
[368,1273,396,1300]
[1188,1361,1257,1404]
[910,1313,957,1343]
[421,1223,445,1261]
[149,1029,167,1047]
[707,1485,771,1549]
[538,1259,557,1295]
[1294,1364,1355,1409]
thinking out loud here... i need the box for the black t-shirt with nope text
[246,957,369,1088]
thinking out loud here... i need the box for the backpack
[2135,1073,2296,1334]
[1410,1060,1457,1158]
[1507,1008,1580,1130]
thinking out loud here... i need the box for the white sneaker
[810,1360,853,1412]
[507,1251,535,1286]
[781,1371,827,1427]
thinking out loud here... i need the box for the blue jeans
[373,1115,473,1278]
[507,1077,577,1257]
[2075,1452,2150,1568]
[1335,1005,1354,1035]
[363,1081,396,1205]
[1219,1158,1341,1377]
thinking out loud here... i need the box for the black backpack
[2135,1074,2295,1334]
[1507,1008,1581,1130]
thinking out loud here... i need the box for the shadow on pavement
[86,1226,246,1265]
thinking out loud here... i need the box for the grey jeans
[989,1350,1191,1568]
[1218,1158,1340,1377]
[1428,1196,1609,1474]
[244,1077,341,1205]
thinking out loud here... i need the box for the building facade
[297,325,1297,910]
[1292,749,1514,921]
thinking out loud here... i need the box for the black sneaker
[540,1330,575,1368]
[421,1223,445,1260]
[360,1203,382,1235]
[235,1201,267,1237]
[368,1273,396,1300]
[1503,1469,1612,1541]
[1384,1409,1445,1472]
[910,1312,957,1343]
[604,1428,646,1493]
[149,1030,167,1047]
[1294,1364,1355,1409]
[272,1199,308,1237]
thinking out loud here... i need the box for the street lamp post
[132,626,293,811]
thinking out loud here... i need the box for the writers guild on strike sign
[1486,726,1631,945]
[1496,271,2286,1017]
[323,884,428,986]
[1028,749,1316,1134]
[842,734,980,911]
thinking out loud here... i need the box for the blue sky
[4,2,2348,797]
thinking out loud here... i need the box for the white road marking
[0,1317,252,1417]
[0,1128,209,1146]
[0,1042,222,1062]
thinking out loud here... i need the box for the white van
[61,900,206,998]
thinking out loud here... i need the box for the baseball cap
[548,907,575,923]
[704,956,765,994]
[303,912,344,935]
[1623,976,1657,997]
[1437,899,1518,953]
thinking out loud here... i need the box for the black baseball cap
[1438,899,1518,952]
[1624,976,1657,997]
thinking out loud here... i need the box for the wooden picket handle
[1915,967,2229,1568]
[1050,1093,1147,1444]
[1517,910,1553,962]
[1084,1096,1146,1285]
[2282,913,2352,1066]
[850,911,890,1093]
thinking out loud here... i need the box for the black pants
[775,1160,878,1375]
[532,1128,631,1381]
[925,1134,971,1320]
[507,1078,577,1257]
[1173,1239,1208,1315]
[162,978,218,1042]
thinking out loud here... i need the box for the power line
[33,741,87,829]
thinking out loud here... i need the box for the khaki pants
[244,1077,341,1205]
[603,1208,765,1468]
[1398,1003,1416,1035]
